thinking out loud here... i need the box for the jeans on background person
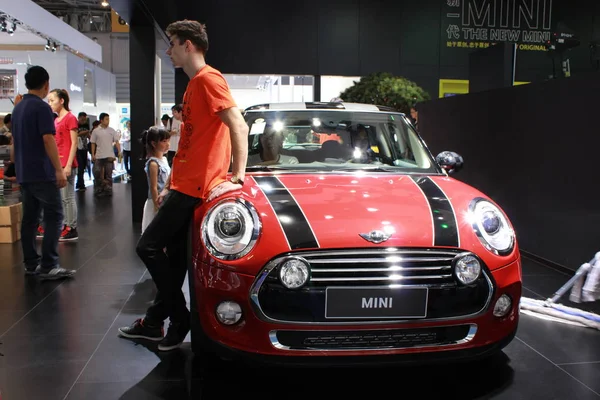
[123,150,131,175]
[21,182,63,270]
[136,190,201,326]
[76,149,89,189]
[61,168,77,228]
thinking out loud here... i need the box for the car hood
[248,173,488,250]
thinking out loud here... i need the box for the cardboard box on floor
[0,203,21,243]
[0,223,18,243]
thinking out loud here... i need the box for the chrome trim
[312,266,451,273]
[268,324,478,351]
[468,198,515,257]
[311,275,451,282]
[249,249,495,325]
[201,198,262,261]
[309,257,455,264]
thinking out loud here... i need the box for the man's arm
[218,107,249,179]
[157,170,172,205]
[43,134,67,188]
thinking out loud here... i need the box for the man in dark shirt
[76,112,91,191]
[11,66,75,280]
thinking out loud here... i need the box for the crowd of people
[7,19,249,352]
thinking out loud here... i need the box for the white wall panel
[0,0,102,63]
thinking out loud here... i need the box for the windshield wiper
[245,165,285,171]
[331,166,397,173]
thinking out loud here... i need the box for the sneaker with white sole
[118,318,164,342]
[38,267,76,281]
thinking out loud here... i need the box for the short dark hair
[166,20,209,53]
[99,113,109,122]
[25,66,50,91]
[3,113,11,124]
[171,104,183,112]
[161,114,170,121]
[78,112,87,118]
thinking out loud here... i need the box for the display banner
[442,0,553,51]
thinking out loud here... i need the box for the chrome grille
[270,324,477,351]
[301,248,461,287]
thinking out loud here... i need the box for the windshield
[242,109,440,173]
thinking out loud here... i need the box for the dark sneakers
[25,265,75,279]
[38,267,76,280]
[59,226,79,242]
[118,319,164,342]
[158,321,190,351]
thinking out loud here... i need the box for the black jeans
[123,150,131,174]
[136,190,201,326]
[76,149,89,189]
[21,182,63,269]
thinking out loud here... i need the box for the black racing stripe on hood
[411,176,459,248]
[254,176,319,250]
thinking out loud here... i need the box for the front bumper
[191,257,521,362]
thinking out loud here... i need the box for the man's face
[410,108,418,120]
[166,35,187,67]
[78,116,86,124]
[101,116,110,127]
[172,109,182,121]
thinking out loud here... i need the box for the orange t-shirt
[171,65,237,199]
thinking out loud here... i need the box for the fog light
[215,301,242,325]
[279,257,310,289]
[453,254,481,285]
[493,294,512,317]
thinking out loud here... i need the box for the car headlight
[202,199,261,260]
[453,253,481,285]
[469,198,515,255]
[278,257,311,289]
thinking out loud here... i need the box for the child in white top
[141,127,171,233]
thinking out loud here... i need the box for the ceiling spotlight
[51,42,57,52]
[45,40,51,51]
[101,1,109,6]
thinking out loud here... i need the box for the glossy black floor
[1,183,600,400]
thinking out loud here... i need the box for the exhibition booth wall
[0,50,117,127]
[418,73,600,271]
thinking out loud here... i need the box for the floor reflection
[118,346,514,400]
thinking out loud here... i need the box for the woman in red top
[48,88,79,241]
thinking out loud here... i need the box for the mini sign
[443,0,553,51]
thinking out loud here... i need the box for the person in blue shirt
[11,65,75,280]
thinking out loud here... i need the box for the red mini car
[188,102,521,365]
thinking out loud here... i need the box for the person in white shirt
[91,113,121,197]
[167,104,182,167]
[120,120,132,177]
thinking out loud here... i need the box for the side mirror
[436,151,464,174]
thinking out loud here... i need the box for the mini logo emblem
[359,230,391,244]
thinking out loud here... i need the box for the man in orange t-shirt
[119,20,249,351]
